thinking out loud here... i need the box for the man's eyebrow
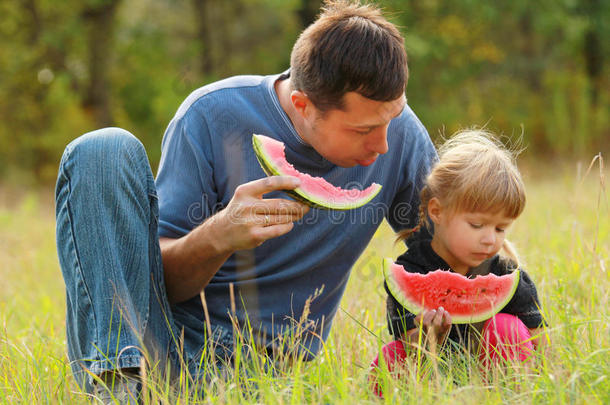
[351,103,407,129]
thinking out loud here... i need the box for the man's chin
[324,157,356,168]
[323,157,376,168]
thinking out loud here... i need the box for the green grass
[0,159,608,404]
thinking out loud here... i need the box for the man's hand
[209,176,310,252]
[160,175,309,304]
[409,307,452,347]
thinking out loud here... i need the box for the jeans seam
[133,139,157,341]
[126,136,172,360]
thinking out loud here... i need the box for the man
[55,0,436,397]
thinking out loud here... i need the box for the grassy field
[0,159,608,404]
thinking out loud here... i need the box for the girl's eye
[469,223,482,229]
[496,227,506,233]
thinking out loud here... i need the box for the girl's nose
[481,229,496,246]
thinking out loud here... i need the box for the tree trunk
[82,0,121,127]
[192,0,214,76]
[22,0,42,45]
[518,14,541,92]
[297,0,322,29]
[583,0,603,107]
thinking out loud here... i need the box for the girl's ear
[428,197,443,224]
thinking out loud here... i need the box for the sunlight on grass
[0,159,608,403]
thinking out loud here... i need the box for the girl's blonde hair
[398,129,526,264]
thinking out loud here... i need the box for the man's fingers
[239,176,301,197]
[252,198,309,216]
[253,222,295,242]
[257,213,305,226]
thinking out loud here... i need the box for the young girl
[371,130,546,394]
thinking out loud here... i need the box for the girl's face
[428,198,515,275]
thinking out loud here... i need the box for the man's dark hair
[290,0,408,112]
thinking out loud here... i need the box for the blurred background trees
[0,0,607,184]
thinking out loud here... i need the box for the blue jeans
[55,128,232,391]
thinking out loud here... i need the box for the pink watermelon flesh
[252,134,382,209]
[383,258,520,324]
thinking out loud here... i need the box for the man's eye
[355,128,373,135]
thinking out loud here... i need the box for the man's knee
[57,127,151,199]
[65,127,145,161]
[59,127,150,179]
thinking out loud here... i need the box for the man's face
[300,92,406,168]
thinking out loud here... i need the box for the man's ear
[290,90,312,119]
[427,197,443,224]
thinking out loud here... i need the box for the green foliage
[0,0,608,183]
[385,0,609,154]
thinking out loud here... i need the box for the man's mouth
[356,157,377,166]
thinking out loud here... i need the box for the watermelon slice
[383,258,520,324]
[252,134,382,210]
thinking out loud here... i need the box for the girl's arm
[495,260,547,347]
[402,308,452,348]
[528,327,549,350]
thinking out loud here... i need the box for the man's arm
[160,176,309,304]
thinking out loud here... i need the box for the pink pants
[369,314,534,397]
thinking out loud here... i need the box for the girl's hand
[413,307,452,345]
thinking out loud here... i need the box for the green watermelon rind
[383,258,520,324]
[252,138,327,209]
[252,134,382,210]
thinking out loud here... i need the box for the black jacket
[386,238,546,347]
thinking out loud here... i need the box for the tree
[297,0,322,28]
[81,0,122,127]
[192,0,214,75]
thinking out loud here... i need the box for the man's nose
[368,126,389,155]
